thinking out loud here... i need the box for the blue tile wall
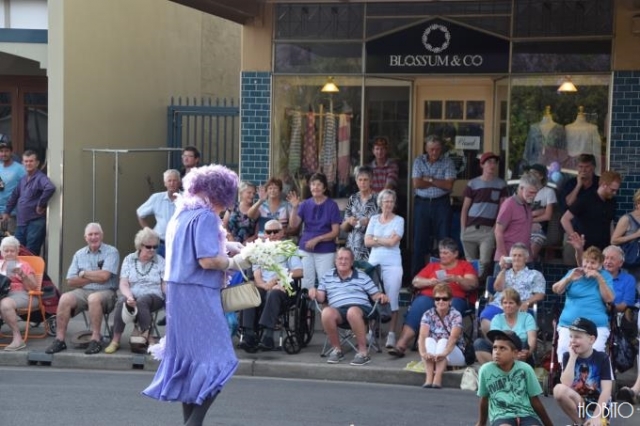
[610,71,640,214]
[240,71,271,184]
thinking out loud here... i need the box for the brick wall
[610,70,640,214]
[240,71,271,184]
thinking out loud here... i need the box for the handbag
[611,312,639,373]
[221,270,261,313]
[376,301,392,324]
[621,214,640,267]
[460,366,479,391]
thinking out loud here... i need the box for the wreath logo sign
[421,24,451,54]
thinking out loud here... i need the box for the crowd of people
[1,137,640,426]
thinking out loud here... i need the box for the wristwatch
[374,237,379,243]
[79,270,85,279]
[428,177,434,183]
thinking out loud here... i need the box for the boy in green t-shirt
[476,330,552,426]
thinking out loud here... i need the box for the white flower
[239,240,301,295]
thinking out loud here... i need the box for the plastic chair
[0,255,48,345]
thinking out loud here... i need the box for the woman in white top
[365,189,404,348]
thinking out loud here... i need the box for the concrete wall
[48,0,240,286]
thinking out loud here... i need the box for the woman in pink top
[0,236,38,351]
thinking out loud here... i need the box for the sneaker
[327,348,344,364]
[238,334,258,353]
[84,339,103,355]
[385,332,396,349]
[350,352,371,366]
[258,336,275,351]
[45,339,67,354]
[617,387,638,404]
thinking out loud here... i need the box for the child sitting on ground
[476,330,552,426]
[553,317,614,426]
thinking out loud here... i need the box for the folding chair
[318,261,385,357]
[0,255,48,345]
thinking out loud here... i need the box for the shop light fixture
[557,76,578,93]
[321,76,340,93]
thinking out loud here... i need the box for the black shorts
[336,304,372,324]
[491,416,541,426]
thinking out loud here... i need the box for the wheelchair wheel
[295,297,315,347]
[283,335,301,354]
[46,315,57,337]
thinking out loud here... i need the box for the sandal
[4,341,26,351]
[104,342,120,354]
[388,346,406,358]
[84,339,103,355]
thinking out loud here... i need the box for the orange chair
[0,255,48,345]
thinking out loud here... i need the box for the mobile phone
[503,257,513,263]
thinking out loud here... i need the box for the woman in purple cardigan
[288,173,341,290]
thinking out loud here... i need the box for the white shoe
[385,332,396,348]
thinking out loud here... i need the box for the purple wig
[178,164,239,211]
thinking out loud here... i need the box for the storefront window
[272,75,363,198]
[506,75,611,180]
[274,43,362,74]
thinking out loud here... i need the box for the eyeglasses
[433,297,451,302]
[265,229,280,235]
[143,245,159,250]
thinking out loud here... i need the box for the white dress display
[565,109,602,173]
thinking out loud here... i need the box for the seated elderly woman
[418,283,466,388]
[388,237,478,358]
[474,288,537,366]
[0,236,38,351]
[479,242,545,336]
[552,246,614,362]
[104,227,165,354]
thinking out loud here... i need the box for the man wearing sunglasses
[46,222,120,355]
[238,220,303,352]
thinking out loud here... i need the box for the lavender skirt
[143,282,238,404]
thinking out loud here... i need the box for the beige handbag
[221,270,261,313]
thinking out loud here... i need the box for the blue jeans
[15,217,46,255]
[404,294,469,333]
[412,196,451,276]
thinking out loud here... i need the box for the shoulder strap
[435,310,452,336]
[627,214,640,229]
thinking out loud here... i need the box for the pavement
[0,311,637,392]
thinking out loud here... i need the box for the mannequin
[565,106,602,173]
[524,105,567,167]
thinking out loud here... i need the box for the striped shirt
[317,268,378,309]
[369,159,399,193]
[412,154,457,198]
[464,176,508,227]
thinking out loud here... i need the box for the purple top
[164,207,225,289]
[5,170,55,226]
[297,197,342,254]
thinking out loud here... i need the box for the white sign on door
[455,136,481,150]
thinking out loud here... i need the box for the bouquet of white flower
[239,239,300,296]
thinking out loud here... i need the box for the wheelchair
[238,278,315,355]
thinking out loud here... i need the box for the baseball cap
[479,152,500,164]
[568,317,598,338]
[524,163,547,176]
[487,330,523,351]
[0,141,12,150]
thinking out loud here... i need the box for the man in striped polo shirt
[308,247,388,366]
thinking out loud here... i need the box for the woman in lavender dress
[143,164,246,426]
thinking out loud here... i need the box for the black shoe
[258,336,275,351]
[84,339,103,355]
[617,387,637,404]
[238,334,258,352]
[157,316,166,326]
[45,339,67,354]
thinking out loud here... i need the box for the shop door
[412,79,495,253]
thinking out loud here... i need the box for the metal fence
[167,96,240,171]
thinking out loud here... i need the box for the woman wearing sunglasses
[417,283,466,388]
[105,227,165,354]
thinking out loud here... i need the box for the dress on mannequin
[565,106,602,173]
[524,106,567,167]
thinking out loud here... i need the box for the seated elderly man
[239,219,303,352]
[45,222,120,355]
[308,247,388,366]
[602,245,637,313]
